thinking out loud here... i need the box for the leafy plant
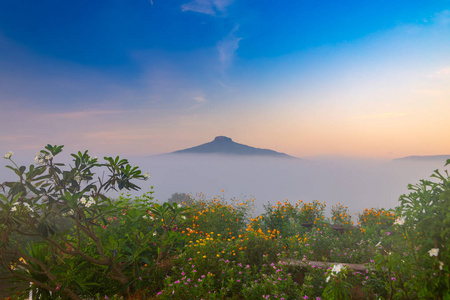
[0,145,151,299]
[323,264,352,300]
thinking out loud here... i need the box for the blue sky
[1,0,450,158]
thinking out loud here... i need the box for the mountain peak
[170,136,297,159]
[213,136,233,142]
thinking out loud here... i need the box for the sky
[1,0,450,159]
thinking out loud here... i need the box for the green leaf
[105,263,113,274]
[109,236,118,248]
[19,166,26,174]
[37,222,49,238]
[120,278,137,292]
[25,181,40,195]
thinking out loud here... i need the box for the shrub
[367,160,450,299]
[0,145,186,299]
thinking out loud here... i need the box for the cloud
[47,110,124,119]
[138,155,449,216]
[181,0,232,16]
[432,10,450,27]
[413,89,448,97]
[428,67,450,79]
[217,25,242,68]
[84,130,156,144]
[362,112,409,119]
[0,135,36,142]
[212,0,233,12]
[193,96,207,103]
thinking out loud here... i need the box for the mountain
[170,136,297,158]
[394,155,450,161]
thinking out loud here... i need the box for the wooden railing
[280,259,368,272]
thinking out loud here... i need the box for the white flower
[4,151,13,159]
[23,203,34,212]
[144,172,150,179]
[62,209,74,217]
[143,215,148,219]
[79,197,87,205]
[74,175,81,182]
[439,261,444,270]
[326,264,345,283]
[34,155,46,166]
[375,241,382,247]
[394,217,405,225]
[428,248,439,257]
[331,264,343,274]
[11,206,17,212]
[153,231,157,236]
[181,216,186,220]
[85,197,95,207]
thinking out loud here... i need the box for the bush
[0,145,186,299]
[367,160,450,299]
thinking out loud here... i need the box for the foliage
[0,145,184,299]
[157,256,302,299]
[358,207,396,237]
[1,149,449,299]
[330,203,352,226]
[323,264,352,300]
[167,192,191,205]
[255,200,326,238]
[365,160,450,299]
[183,195,251,238]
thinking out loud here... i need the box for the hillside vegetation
[1,146,449,299]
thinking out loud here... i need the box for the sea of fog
[1,153,448,217]
[137,155,448,216]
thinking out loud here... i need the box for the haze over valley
[2,136,448,218]
[138,137,450,216]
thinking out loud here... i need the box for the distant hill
[170,136,297,158]
[394,155,450,161]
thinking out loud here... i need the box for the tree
[167,192,191,204]
[0,145,151,299]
